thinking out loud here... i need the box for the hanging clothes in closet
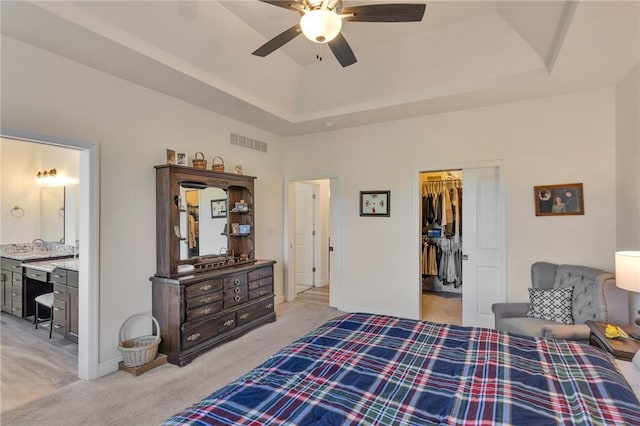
[421,179,463,289]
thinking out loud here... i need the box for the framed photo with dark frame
[360,190,390,217]
[210,198,227,218]
[534,183,584,216]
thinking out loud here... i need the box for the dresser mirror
[179,185,228,260]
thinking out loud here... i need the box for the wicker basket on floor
[118,314,161,368]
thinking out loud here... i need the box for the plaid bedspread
[165,313,640,425]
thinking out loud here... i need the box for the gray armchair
[492,262,629,342]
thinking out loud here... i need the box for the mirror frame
[155,164,256,277]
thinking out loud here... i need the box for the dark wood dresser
[151,260,275,366]
[151,164,276,366]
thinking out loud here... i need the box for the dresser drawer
[11,305,23,317]
[223,273,248,289]
[181,312,236,350]
[185,290,223,310]
[248,266,272,282]
[2,258,23,273]
[249,275,273,291]
[249,285,273,300]
[11,273,22,286]
[186,301,223,322]
[53,299,67,336]
[237,297,275,326]
[53,283,67,300]
[51,268,67,285]
[11,282,23,297]
[224,285,248,308]
[185,279,223,298]
[25,269,48,282]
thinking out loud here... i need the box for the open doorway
[288,179,332,307]
[417,163,506,328]
[1,130,100,386]
[419,170,463,326]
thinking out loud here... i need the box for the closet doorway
[288,179,333,307]
[420,170,463,325]
[418,164,506,328]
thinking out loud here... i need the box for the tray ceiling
[1,1,638,136]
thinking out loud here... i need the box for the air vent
[230,133,267,154]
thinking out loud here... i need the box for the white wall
[615,64,640,251]
[1,36,285,369]
[284,88,617,319]
[615,64,640,322]
[1,137,79,244]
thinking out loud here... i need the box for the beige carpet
[422,292,462,326]
[1,301,343,426]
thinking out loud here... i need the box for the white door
[295,182,316,288]
[462,166,505,327]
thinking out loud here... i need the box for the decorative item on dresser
[151,164,276,366]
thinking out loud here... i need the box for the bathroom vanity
[0,244,79,343]
[150,164,276,366]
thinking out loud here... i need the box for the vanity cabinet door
[0,268,11,313]
[67,285,79,343]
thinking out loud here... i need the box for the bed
[164,313,640,425]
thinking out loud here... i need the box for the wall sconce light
[36,168,58,186]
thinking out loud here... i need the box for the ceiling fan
[252,0,426,67]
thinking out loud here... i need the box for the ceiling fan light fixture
[300,9,342,43]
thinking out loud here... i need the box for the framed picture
[210,199,227,218]
[360,190,390,217]
[534,183,584,216]
[166,149,176,164]
[176,152,187,166]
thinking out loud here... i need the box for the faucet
[32,238,46,249]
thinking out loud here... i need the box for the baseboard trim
[98,357,122,377]
[336,303,416,320]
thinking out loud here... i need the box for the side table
[586,320,640,361]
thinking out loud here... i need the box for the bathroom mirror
[179,185,227,260]
[41,186,64,242]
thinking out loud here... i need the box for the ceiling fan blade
[258,1,304,12]
[328,33,357,67]
[342,4,426,22]
[252,24,302,57]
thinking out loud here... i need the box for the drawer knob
[239,313,250,319]
[12,307,19,311]
[233,287,241,294]
[265,303,274,309]
[54,324,65,329]
[233,278,240,285]
[54,290,63,295]
[258,272,263,277]
[11,293,17,297]
[200,308,212,315]
[259,290,266,296]
[199,297,211,304]
[54,274,64,279]
[30,274,39,278]
[259,281,264,287]
[54,307,64,312]
[234,295,241,302]
[223,319,235,326]
[200,284,212,291]
[187,333,201,341]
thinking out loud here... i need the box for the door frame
[1,128,100,380]
[285,175,341,308]
[414,160,506,321]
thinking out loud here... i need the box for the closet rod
[424,179,462,183]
